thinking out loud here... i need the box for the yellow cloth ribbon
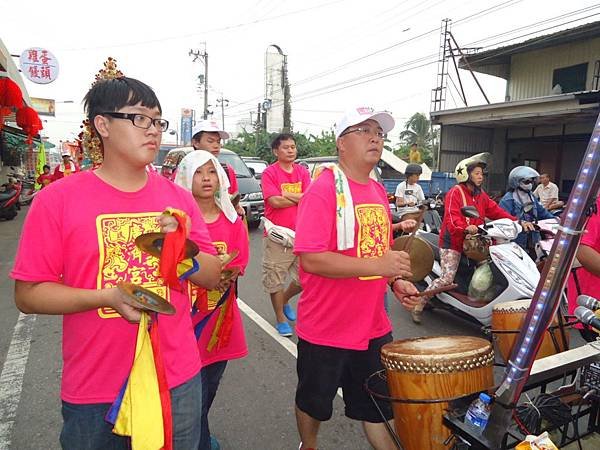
[112,313,164,450]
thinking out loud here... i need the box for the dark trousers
[199,361,228,450]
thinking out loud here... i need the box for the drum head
[381,336,494,373]
[392,236,434,282]
[492,299,531,313]
[135,232,199,260]
[117,282,176,315]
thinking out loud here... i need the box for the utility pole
[189,45,209,119]
[216,97,229,131]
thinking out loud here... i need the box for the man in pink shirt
[11,75,221,449]
[293,107,420,450]
[261,133,311,336]
[567,196,600,341]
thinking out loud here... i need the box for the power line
[59,0,350,52]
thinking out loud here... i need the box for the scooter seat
[0,190,16,201]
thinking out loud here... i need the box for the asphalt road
[0,206,510,450]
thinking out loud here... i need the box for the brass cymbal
[219,249,240,267]
[221,266,241,283]
[117,282,176,315]
[230,192,241,208]
[135,232,199,260]
[391,235,434,282]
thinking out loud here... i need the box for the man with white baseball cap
[191,120,242,212]
[53,149,79,181]
[292,106,420,450]
[333,106,395,140]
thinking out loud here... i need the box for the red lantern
[0,78,24,130]
[16,106,43,144]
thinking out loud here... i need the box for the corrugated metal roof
[459,20,600,70]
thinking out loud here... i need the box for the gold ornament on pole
[77,57,125,166]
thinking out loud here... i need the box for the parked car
[296,156,397,210]
[160,147,264,227]
[241,157,268,179]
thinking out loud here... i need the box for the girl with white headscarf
[174,150,249,450]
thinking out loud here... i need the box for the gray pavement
[1,206,584,449]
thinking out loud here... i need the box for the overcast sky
[1,0,599,147]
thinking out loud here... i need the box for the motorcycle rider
[499,166,551,256]
[412,152,516,323]
[395,163,425,220]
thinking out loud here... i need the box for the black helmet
[405,163,422,176]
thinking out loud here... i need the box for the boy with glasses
[293,106,420,450]
[11,71,222,450]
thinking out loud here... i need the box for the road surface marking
[0,313,36,450]
[237,298,343,399]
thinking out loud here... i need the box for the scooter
[418,206,540,325]
[0,178,21,220]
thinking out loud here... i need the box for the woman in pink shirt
[175,150,249,450]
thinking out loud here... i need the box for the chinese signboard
[30,97,56,116]
[19,48,59,84]
[181,108,194,146]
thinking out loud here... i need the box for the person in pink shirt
[174,150,249,450]
[567,196,600,341]
[261,133,312,336]
[53,150,80,180]
[11,75,222,450]
[293,106,420,450]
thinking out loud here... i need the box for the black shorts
[295,333,393,423]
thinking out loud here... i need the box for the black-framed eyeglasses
[101,112,169,132]
[340,127,386,139]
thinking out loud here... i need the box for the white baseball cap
[334,106,395,139]
[192,119,230,140]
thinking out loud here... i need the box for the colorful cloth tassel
[106,313,172,450]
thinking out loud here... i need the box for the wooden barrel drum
[380,336,494,450]
[491,299,569,364]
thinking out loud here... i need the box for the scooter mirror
[461,205,480,219]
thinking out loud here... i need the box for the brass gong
[135,232,200,260]
[392,235,434,282]
[117,282,176,315]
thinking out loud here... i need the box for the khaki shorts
[262,237,299,293]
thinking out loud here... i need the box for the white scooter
[418,206,540,325]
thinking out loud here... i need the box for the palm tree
[399,112,434,148]
[396,112,438,166]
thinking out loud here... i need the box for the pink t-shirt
[261,162,311,231]
[11,171,216,404]
[567,197,600,321]
[225,163,238,195]
[193,213,249,367]
[293,170,392,350]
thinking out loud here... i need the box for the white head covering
[174,150,238,223]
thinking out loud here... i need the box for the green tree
[226,128,337,161]
[395,112,438,167]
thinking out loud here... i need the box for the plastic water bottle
[464,393,492,434]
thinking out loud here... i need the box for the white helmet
[508,166,539,191]
[454,152,490,183]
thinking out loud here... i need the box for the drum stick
[416,283,458,297]
[400,207,426,252]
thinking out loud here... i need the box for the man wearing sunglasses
[499,166,554,254]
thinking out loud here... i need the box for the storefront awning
[1,126,55,150]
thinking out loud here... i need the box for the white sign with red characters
[19,47,59,84]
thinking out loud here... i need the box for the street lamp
[168,129,179,146]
